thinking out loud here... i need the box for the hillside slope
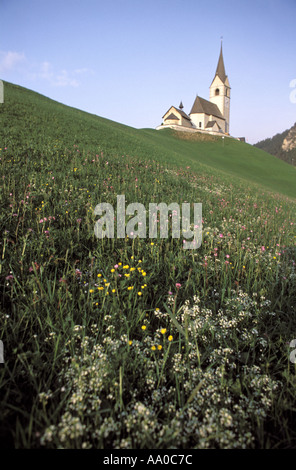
[1,81,295,199]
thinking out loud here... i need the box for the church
[156,44,231,135]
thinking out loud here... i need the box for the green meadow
[0,81,295,448]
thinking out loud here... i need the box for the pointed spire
[215,41,226,83]
[179,101,184,109]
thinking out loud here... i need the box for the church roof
[178,109,191,121]
[215,44,227,82]
[206,120,222,130]
[162,106,191,121]
[189,96,225,120]
[165,113,178,120]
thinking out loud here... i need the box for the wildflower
[168,335,173,342]
[176,283,181,289]
[141,325,146,330]
[151,346,156,351]
[138,292,142,296]
[89,289,94,293]
[128,286,133,291]
[161,328,167,335]
[157,345,162,351]
[111,268,115,273]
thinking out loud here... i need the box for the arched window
[215,88,220,96]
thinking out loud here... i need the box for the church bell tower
[209,42,231,134]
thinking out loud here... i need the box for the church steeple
[209,41,231,134]
[215,42,227,83]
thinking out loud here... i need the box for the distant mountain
[254,123,296,166]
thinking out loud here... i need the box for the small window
[215,88,220,96]
[199,122,202,128]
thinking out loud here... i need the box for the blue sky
[1,0,296,144]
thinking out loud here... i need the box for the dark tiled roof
[165,113,178,120]
[189,96,224,120]
[163,106,191,122]
[215,44,226,82]
[178,108,191,121]
[206,120,222,129]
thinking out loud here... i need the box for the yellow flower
[123,265,129,269]
[142,271,147,277]
[112,289,116,293]
[157,345,162,351]
[151,345,156,351]
[125,273,130,278]
[97,273,102,278]
[151,242,154,246]
[129,340,132,346]
[111,268,115,273]
[141,325,146,330]
[89,289,94,293]
[138,292,142,296]
[168,335,173,342]
[98,286,104,291]
[160,328,167,335]
[128,286,133,291]
[130,267,135,272]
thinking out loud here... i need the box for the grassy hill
[1,81,295,199]
[0,81,296,449]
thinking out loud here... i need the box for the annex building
[156,44,231,136]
